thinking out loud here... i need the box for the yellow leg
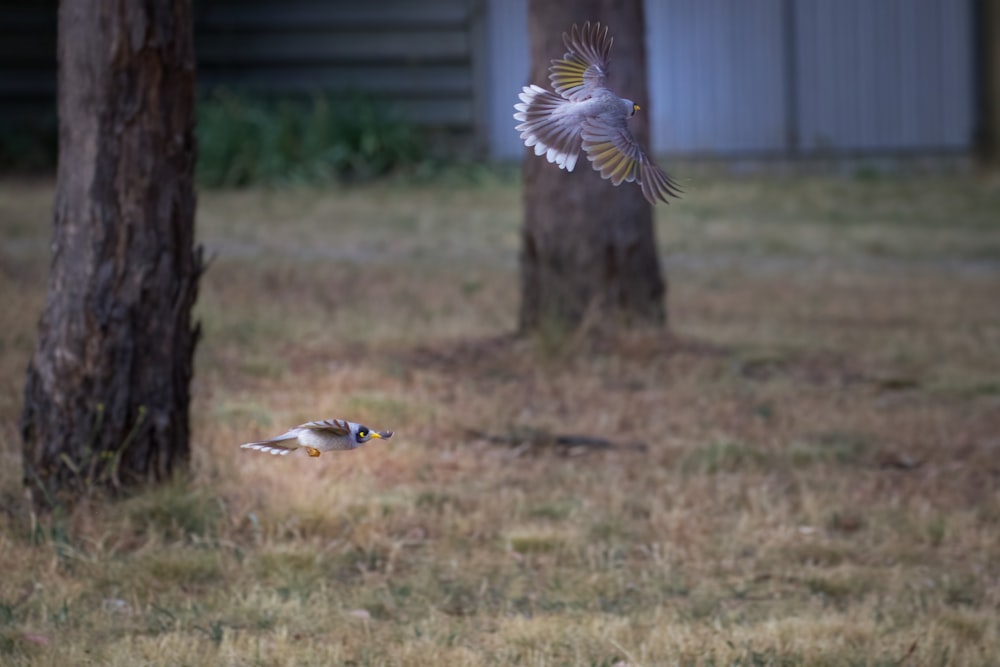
[305,447,322,458]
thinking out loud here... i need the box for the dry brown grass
[1,170,999,665]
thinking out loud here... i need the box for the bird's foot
[305,447,322,458]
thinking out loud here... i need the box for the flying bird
[513,21,681,205]
[240,419,393,458]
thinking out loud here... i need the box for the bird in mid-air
[513,21,681,205]
[240,419,393,458]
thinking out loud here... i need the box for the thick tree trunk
[978,0,1000,166]
[21,0,200,506]
[519,0,666,334]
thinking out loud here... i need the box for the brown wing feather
[298,419,350,436]
[549,21,613,100]
[580,120,682,205]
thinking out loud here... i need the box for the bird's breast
[298,429,349,451]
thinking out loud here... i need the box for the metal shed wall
[0,0,977,160]
[486,0,529,161]
[195,0,482,128]
[645,0,789,155]
[0,0,485,129]
[794,0,973,153]
[489,0,976,159]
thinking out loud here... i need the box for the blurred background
[0,0,987,176]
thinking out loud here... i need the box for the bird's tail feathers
[240,433,299,456]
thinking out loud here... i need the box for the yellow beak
[369,432,383,439]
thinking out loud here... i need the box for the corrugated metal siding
[0,0,481,127]
[488,0,976,159]
[0,0,977,158]
[646,0,788,155]
[795,0,973,153]
[194,0,480,126]
[486,0,529,160]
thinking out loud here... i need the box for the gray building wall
[0,0,977,161]
[490,0,975,159]
[793,0,973,153]
[195,0,483,128]
[0,0,486,131]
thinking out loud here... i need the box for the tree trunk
[519,0,666,334]
[21,0,200,506]
[978,0,1000,166]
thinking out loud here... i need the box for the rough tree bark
[21,0,201,506]
[519,0,666,334]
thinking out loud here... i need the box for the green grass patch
[788,431,874,467]
[119,481,224,542]
[682,439,771,474]
[196,90,424,187]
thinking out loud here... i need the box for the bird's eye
[357,428,368,439]
[632,103,640,116]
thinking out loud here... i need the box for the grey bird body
[240,419,393,458]
[513,22,681,205]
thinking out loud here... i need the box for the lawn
[1,170,999,665]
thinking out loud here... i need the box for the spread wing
[549,21,613,100]
[580,118,683,205]
[513,84,584,171]
[297,419,351,436]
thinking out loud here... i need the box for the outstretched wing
[580,118,683,205]
[514,84,584,171]
[297,419,351,436]
[549,21,613,100]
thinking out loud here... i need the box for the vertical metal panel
[486,0,974,158]
[0,0,978,157]
[937,0,975,148]
[486,0,529,159]
[468,0,491,154]
[193,0,477,126]
[0,0,480,126]
[487,0,790,158]
[646,0,787,154]
[795,0,973,152]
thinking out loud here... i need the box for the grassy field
[1,169,999,665]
